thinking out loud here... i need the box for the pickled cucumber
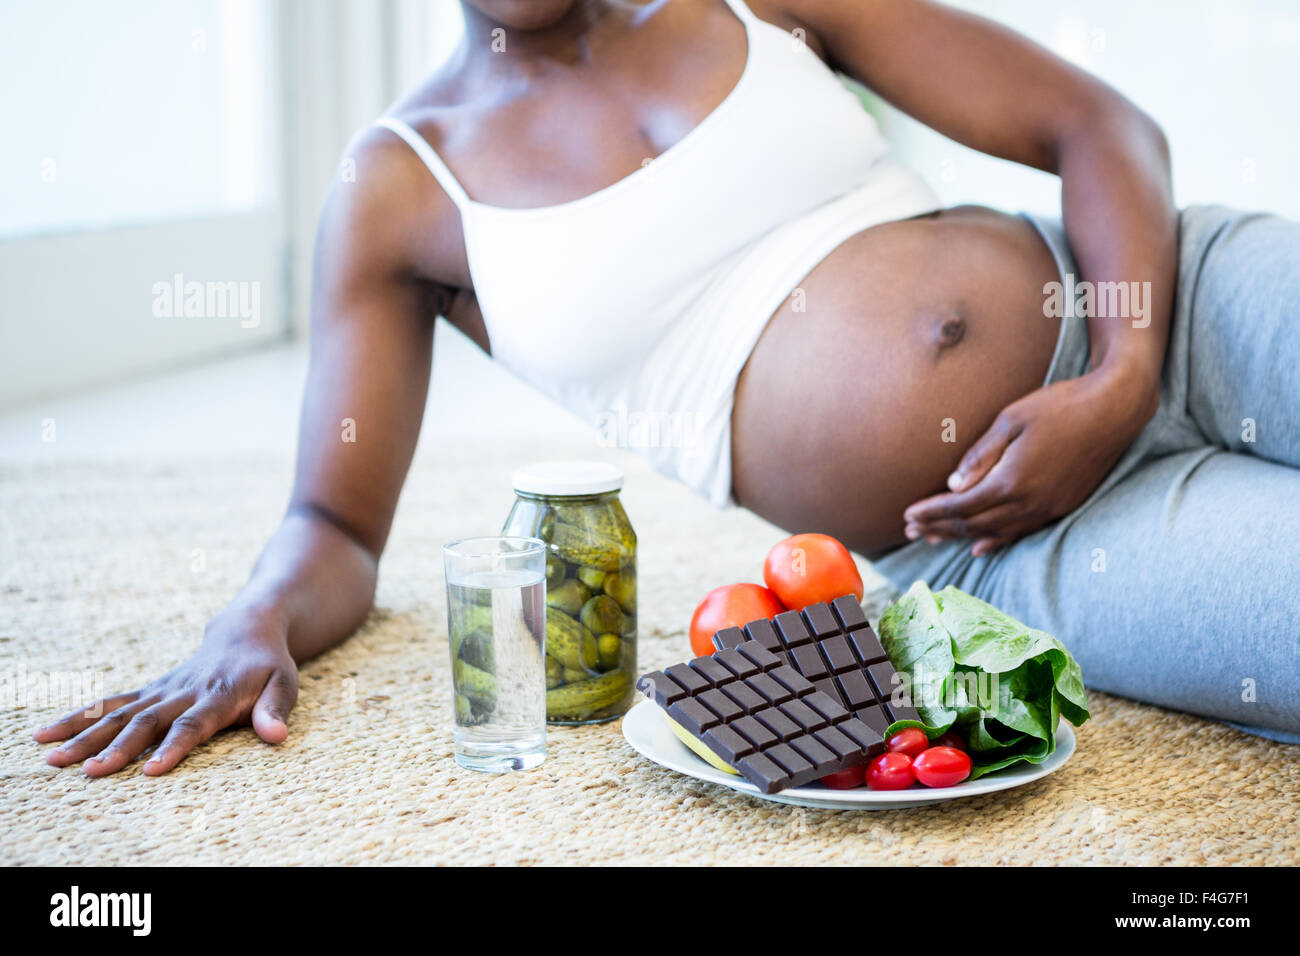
[452,604,494,642]
[544,610,599,671]
[576,565,606,591]
[504,489,636,723]
[549,521,623,571]
[602,570,636,614]
[596,633,622,671]
[545,655,564,689]
[581,595,634,638]
[546,578,591,618]
[453,659,498,706]
[458,629,494,672]
[454,693,474,725]
[545,554,566,589]
[546,670,632,721]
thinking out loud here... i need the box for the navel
[930,311,967,354]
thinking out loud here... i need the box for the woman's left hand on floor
[902,366,1159,556]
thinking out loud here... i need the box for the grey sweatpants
[875,205,1300,742]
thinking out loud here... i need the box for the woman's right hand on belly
[903,365,1159,555]
[33,606,298,777]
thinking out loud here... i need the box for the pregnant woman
[37,0,1300,776]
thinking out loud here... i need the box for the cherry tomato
[933,731,966,752]
[688,583,786,657]
[762,533,864,611]
[912,747,973,788]
[819,765,866,789]
[865,752,916,791]
[886,727,929,758]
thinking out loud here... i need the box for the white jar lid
[512,460,624,497]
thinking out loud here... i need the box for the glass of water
[443,536,547,772]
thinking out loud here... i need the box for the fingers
[33,692,140,744]
[142,705,227,776]
[251,669,298,745]
[44,697,155,768]
[904,473,1014,530]
[83,697,192,778]
[904,502,1025,543]
[947,414,1020,493]
[971,536,1013,558]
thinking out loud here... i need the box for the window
[1,0,287,406]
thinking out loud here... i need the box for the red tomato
[933,731,966,752]
[762,533,864,611]
[865,752,916,791]
[688,583,786,657]
[886,727,929,758]
[819,765,866,789]
[912,747,973,788]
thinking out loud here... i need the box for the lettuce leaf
[877,581,1089,779]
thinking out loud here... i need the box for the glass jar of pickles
[503,461,636,724]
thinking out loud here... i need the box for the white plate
[621,698,1076,810]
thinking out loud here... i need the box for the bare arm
[35,128,461,774]
[783,0,1175,394]
[774,0,1176,551]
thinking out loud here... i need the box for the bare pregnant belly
[731,205,1063,559]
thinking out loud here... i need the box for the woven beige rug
[3,446,1297,866]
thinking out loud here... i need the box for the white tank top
[376,0,940,506]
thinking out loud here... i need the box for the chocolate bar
[635,594,921,793]
[715,594,921,729]
[636,651,886,793]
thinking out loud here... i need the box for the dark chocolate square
[854,702,892,739]
[849,628,888,665]
[789,734,836,770]
[664,662,708,696]
[688,655,735,687]
[835,668,876,710]
[780,697,829,732]
[736,753,786,793]
[711,626,746,651]
[773,610,813,647]
[886,699,922,724]
[813,678,841,703]
[769,665,815,697]
[667,697,719,736]
[838,715,885,752]
[812,724,859,760]
[698,688,744,723]
[732,714,779,750]
[803,690,850,724]
[721,681,767,714]
[830,594,870,631]
[790,643,829,680]
[702,725,755,764]
[713,647,760,680]
[766,742,814,776]
[748,672,794,705]
[754,706,802,742]
[802,602,840,638]
[636,671,686,706]
[742,619,784,653]
[736,641,783,672]
[867,661,902,699]
[819,634,857,674]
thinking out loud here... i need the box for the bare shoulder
[318,84,473,294]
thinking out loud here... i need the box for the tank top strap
[720,0,758,23]
[373,116,474,210]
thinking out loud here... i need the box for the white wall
[879,0,1300,219]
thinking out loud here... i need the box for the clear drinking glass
[443,536,547,772]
